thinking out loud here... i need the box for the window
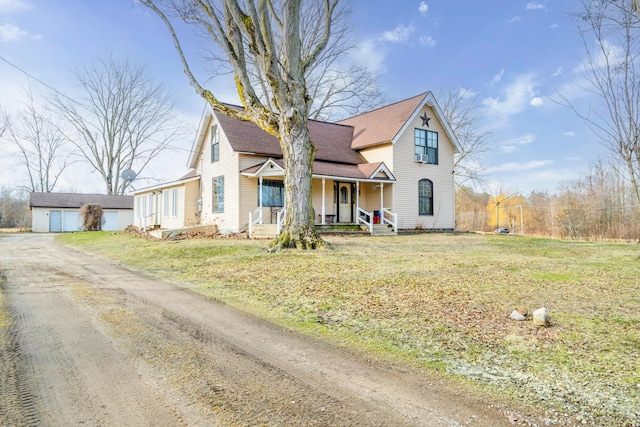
[171,188,178,217]
[340,186,348,204]
[258,179,284,207]
[418,179,433,216]
[414,128,438,164]
[212,176,224,212]
[148,193,154,216]
[163,191,168,217]
[211,125,219,163]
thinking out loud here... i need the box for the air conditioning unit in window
[414,154,429,163]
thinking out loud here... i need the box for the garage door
[49,210,62,232]
[102,211,118,231]
[62,211,81,232]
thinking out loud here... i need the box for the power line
[0,55,81,107]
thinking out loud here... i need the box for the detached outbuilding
[29,192,134,233]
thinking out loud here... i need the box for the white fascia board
[132,176,200,195]
[393,92,462,154]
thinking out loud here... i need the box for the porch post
[259,175,263,224]
[380,182,384,211]
[356,181,360,213]
[322,178,326,225]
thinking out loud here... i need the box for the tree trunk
[269,112,324,251]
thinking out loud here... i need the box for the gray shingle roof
[338,92,428,149]
[215,105,365,165]
[29,192,134,209]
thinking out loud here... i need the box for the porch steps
[251,223,397,239]
[367,224,398,236]
[251,224,278,239]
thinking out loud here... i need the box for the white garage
[30,192,134,233]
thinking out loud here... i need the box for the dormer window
[211,125,219,163]
[414,128,438,165]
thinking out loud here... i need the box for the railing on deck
[138,214,156,232]
[248,207,263,238]
[381,208,398,233]
[356,207,373,234]
[276,207,286,235]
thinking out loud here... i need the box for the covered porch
[241,158,398,238]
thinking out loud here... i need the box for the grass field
[57,231,640,425]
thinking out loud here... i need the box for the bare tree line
[456,160,640,241]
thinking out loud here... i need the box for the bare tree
[50,56,179,195]
[142,0,346,250]
[437,88,491,186]
[565,0,640,206]
[2,86,72,192]
[228,1,385,121]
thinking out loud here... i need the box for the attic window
[211,125,219,163]
[414,128,438,165]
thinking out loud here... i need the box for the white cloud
[551,67,563,77]
[564,131,576,137]
[526,2,546,10]
[491,69,505,85]
[380,24,414,43]
[419,36,436,47]
[419,2,428,16]
[565,155,580,161]
[508,16,521,24]
[486,160,553,173]
[351,39,386,73]
[530,96,544,107]
[500,134,535,153]
[0,0,32,14]
[505,134,536,146]
[457,87,478,99]
[0,23,27,42]
[483,74,537,120]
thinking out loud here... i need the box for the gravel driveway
[0,233,514,426]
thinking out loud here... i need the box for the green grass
[58,232,640,424]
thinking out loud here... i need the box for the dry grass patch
[58,232,640,425]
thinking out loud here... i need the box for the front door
[338,183,352,223]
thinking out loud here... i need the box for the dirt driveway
[0,234,515,426]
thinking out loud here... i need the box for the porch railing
[381,208,398,233]
[248,207,263,238]
[276,207,286,235]
[356,207,373,234]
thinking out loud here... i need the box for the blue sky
[0,0,604,195]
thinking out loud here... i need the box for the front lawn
[58,232,640,426]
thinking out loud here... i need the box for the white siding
[359,143,394,169]
[391,105,455,230]
[198,118,242,233]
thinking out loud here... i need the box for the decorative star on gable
[420,112,431,127]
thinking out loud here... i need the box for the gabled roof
[188,104,364,169]
[29,192,133,209]
[187,92,461,170]
[338,92,462,153]
[241,158,396,182]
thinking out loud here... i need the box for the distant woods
[456,160,640,241]
[0,188,29,229]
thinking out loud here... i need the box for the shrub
[80,204,103,231]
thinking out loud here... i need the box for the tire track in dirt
[0,234,513,426]
[0,290,41,427]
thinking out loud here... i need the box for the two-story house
[132,92,461,236]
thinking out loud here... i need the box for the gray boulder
[533,307,550,326]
